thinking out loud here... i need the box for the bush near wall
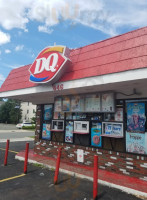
[22,125,36,130]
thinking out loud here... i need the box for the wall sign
[77,149,84,163]
[29,46,70,84]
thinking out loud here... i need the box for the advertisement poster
[127,103,146,132]
[102,93,115,112]
[54,98,62,112]
[42,123,51,140]
[62,97,70,111]
[71,96,84,112]
[85,94,100,112]
[115,108,123,121]
[91,122,102,147]
[65,121,73,143]
[126,132,146,154]
[44,105,53,120]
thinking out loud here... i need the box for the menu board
[54,97,62,112]
[127,103,146,132]
[65,121,74,143]
[85,94,100,112]
[44,105,53,120]
[53,112,64,119]
[71,96,84,112]
[126,132,146,154]
[42,123,51,140]
[102,93,115,112]
[62,97,70,111]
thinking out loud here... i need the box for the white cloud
[0,30,10,45]
[15,45,24,51]
[5,49,11,54]
[38,25,53,34]
[0,0,147,36]
[0,74,5,81]
[2,63,21,69]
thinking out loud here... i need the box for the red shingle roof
[1,26,147,92]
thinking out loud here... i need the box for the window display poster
[102,93,115,112]
[65,121,73,143]
[127,103,146,132]
[85,94,100,112]
[113,124,123,136]
[126,132,146,154]
[62,97,70,111]
[44,105,53,120]
[54,98,62,112]
[71,96,84,112]
[91,122,102,147]
[105,123,113,135]
[115,108,123,121]
[42,123,51,140]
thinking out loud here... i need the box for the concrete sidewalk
[15,149,147,199]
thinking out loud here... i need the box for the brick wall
[35,105,147,181]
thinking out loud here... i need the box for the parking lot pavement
[0,141,144,200]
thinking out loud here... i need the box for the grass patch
[29,136,35,139]
[33,163,44,168]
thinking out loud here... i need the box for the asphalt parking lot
[0,141,143,200]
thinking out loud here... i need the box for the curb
[15,155,147,199]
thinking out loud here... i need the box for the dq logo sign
[29,46,70,84]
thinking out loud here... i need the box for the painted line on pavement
[15,155,147,199]
[0,174,26,183]
[0,137,34,143]
[0,148,18,154]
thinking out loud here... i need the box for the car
[16,122,33,129]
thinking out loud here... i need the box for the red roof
[1,26,147,92]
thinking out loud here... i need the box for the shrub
[22,125,36,130]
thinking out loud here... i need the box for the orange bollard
[54,147,62,185]
[24,142,29,174]
[93,155,98,200]
[4,139,10,166]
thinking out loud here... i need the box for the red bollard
[54,147,62,185]
[93,155,98,200]
[4,139,10,166]
[24,142,29,174]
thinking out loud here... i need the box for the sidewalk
[15,149,147,199]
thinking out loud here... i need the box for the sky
[0,0,147,87]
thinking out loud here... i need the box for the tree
[0,99,22,124]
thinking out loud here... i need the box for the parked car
[16,122,32,129]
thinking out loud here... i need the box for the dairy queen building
[0,26,147,181]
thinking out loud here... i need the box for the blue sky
[0,0,147,87]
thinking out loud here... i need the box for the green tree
[0,99,22,124]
